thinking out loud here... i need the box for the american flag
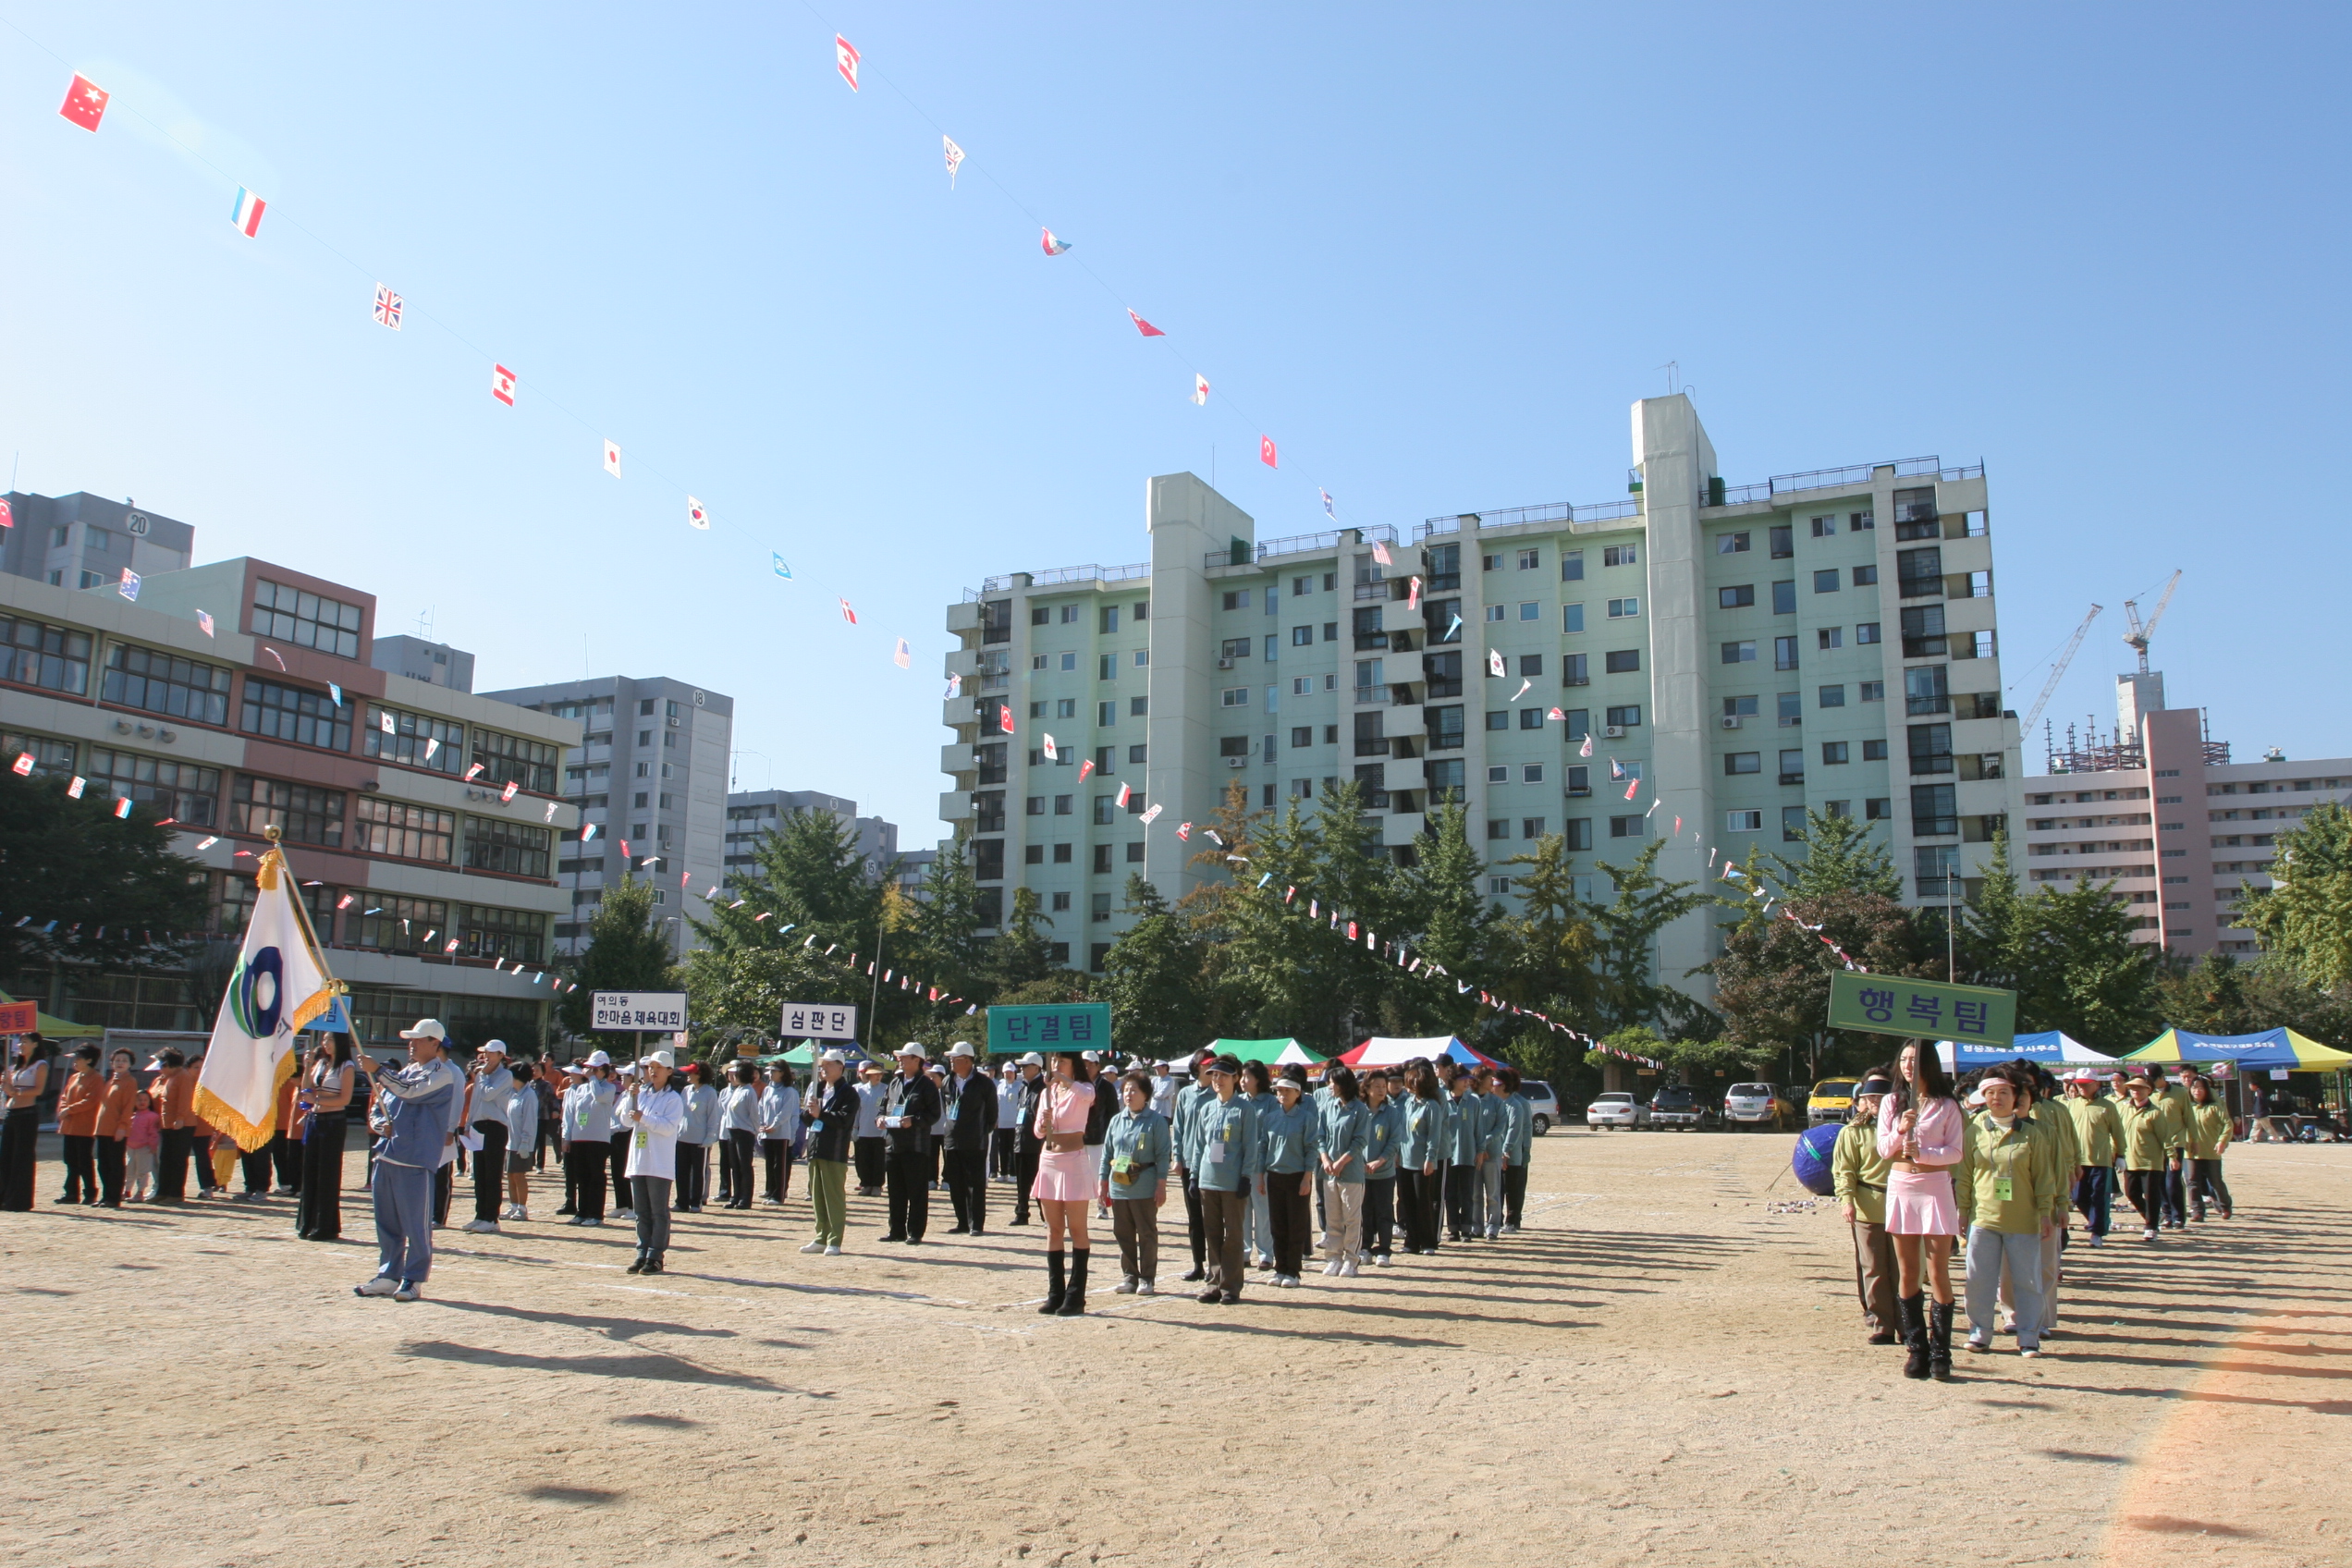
[374,285,402,330]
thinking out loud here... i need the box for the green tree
[1492,831,1600,1086]
[0,768,207,974]
[910,832,989,1007]
[2236,801,2352,990]
[1710,887,1930,1078]
[986,886,1058,995]
[1965,834,2162,1053]
[1583,841,1718,1036]
[557,876,679,1041]
[1099,876,1211,1062]
[1769,809,1902,901]
[1392,799,1500,1038]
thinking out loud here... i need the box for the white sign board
[781,1002,859,1039]
[592,991,689,1032]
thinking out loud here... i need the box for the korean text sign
[1828,973,2015,1049]
[986,1003,1112,1056]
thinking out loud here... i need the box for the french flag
[231,187,266,238]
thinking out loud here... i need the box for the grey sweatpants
[1965,1225,2043,1349]
[372,1159,435,1282]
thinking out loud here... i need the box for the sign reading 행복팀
[1828,972,2015,1049]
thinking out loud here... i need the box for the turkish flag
[60,73,108,131]
[1259,435,1278,469]
[998,703,1014,734]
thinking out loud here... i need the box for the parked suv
[1648,1084,1716,1131]
[1523,1080,1561,1136]
[1723,1083,1793,1131]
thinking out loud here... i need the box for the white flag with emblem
[196,843,340,1151]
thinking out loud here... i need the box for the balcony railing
[1906,695,1951,717]
[1354,740,1390,757]
[1354,684,1391,704]
[1913,815,1959,837]
[1413,496,1642,542]
[984,563,1150,592]
[1779,772,1806,787]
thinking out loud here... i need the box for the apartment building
[480,675,733,961]
[0,557,579,1047]
[939,395,2021,988]
[2,492,194,591]
[723,788,913,890]
[2021,675,2348,957]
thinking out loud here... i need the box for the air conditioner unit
[1604,725,1625,739]
[1217,657,1235,669]
[1225,756,1250,769]
[1721,715,1744,729]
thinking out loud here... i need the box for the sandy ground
[2,1127,2346,1568]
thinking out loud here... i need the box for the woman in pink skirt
[1877,1040,1963,1382]
[1032,1053,1098,1317]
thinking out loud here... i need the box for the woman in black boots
[1031,1053,1098,1316]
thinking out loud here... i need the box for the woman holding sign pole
[1879,1041,1964,1382]
[1031,1051,1097,1316]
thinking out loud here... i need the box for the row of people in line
[1833,1049,2237,1381]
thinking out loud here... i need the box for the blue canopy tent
[1937,1031,2116,1072]
[2125,1027,2352,1071]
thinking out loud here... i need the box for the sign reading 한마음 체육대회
[1827,972,2015,1049]
[986,1002,1111,1056]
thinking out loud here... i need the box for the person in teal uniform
[1256,1074,1319,1287]
[1398,1059,1447,1255]
[1490,1067,1535,1234]
[1190,1056,1263,1304]
[1317,1064,1371,1277]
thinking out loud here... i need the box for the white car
[1524,1080,1561,1135]
[1586,1091,1648,1131]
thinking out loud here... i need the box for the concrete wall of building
[3,493,193,592]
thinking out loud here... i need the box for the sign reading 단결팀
[986,1002,1111,1056]
[1828,972,2015,1049]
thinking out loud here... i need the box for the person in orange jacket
[54,1045,105,1205]
[93,1047,140,1207]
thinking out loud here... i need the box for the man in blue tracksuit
[356,1019,460,1302]
[1441,1072,1489,1242]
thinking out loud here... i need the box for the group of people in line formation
[1,1026,1541,1317]
[1831,1047,2238,1381]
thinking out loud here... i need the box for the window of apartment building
[1851,511,1876,533]
[1814,570,1840,594]
[1866,797,1893,820]
[1912,783,1958,836]
[1782,805,1807,842]
[1128,741,1147,762]
[472,729,559,794]
[1562,652,1588,685]
[1809,517,1834,538]
[1780,748,1806,784]
[240,679,351,752]
[1059,652,1076,671]
[1818,684,1846,708]
[1722,695,1758,719]
[1292,625,1315,646]
[1092,844,1113,873]
[1858,680,1885,704]
[1427,705,1465,751]
[1773,636,1799,670]
[1483,604,1505,623]
[1725,809,1763,831]
[1521,816,1547,839]
[1031,606,1050,627]
[1219,736,1251,758]
[1220,686,1249,707]
[1818,627,1843,649]
[1604,649,1640,674]
[459,905,546,965]
[1907,723,1954,775]
[354,797,455,862]
[1486,709,1510,732]
[1514,601,1538,622]
[232,776,344,847]
[1863,739,1889,761]
[1561,710,1589,742]
[1561,603,1585,634]
[1522,763,1545,783]
[1025,795,1045,816]
[1778,692,1803,728]
[364,704,465,773]
[1094,796,1118,826]
[84,749,221,827]
[1769,525,1794,558]
[1219,638,1250,663]
[464,816,552,878]
[1721,585,1755,609]
[1772,581,1797,614]
[97,642,231,723]
[347,895,447,955]
[1718,533,1750,554]
[1821,741,1850,766]
[1487,818,1510,841]
[1482,553,1501,572]
[1024,843,1044,865]
[1605,704,1641,729]
[1031,655,1047,672]
[1097,701,1117,727]
[1610,815,1645,839]
[1722,640,1757,664]
[970,839,1004,881]
[1099,606,1121,633]
[1519,707,1544,730]
[1560,550,1584,582]
[1516,548,1539,570]
[1292,575,1314,596]
[1099,653,1120,680]
[1052,840,1072,861]
[1222,590,1251,610]
[251,579,362,658]
[1607,597,1639,619]
[1603,545,1637,567]
[1486,766,1509,785]
[1564,817,1593,850]
[1091,745,1115,776]
[1725,752,1761,776]
[1853,564,1879,586]
[1053,697,1076,719]
[1426,757,1465,801]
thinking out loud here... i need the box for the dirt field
[3,1128,2345,1568]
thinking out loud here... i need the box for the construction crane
[2021,603,2103,735]
[2122,570,2182,677]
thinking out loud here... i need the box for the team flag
[67,776,86,798]
[1259,435,1278,469]
[1177,822,1192,840]
[114,796,132,819]
[687,496,709,530]
[893,637,912,669]
[10,753,31,777]
[998,703,1015,735]
[839,598,857,623]
[196,610,215,637]
[231,187,267,238]
[1127,309,1165,337]
[943,135,964,186]
[581,822,597,842]
[603,440,621,477]
[60,73,110,130]
[835,34,860,90]
[118,569,141,602]
[1624,778,1638,801]
[491,364,517,405]
[773,554,792,579]
[1041,227,1072,256]
[374,285,402,330]
[1079,759,1095,780]
[196,839,342,1151]
[1139,804,1162,826]
[1192,374,1209,405]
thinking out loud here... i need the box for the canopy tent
[1336,1035,1505,1070]
[1208,1037,1326,1067]
[1937,1031,2116,1072]
[0,990,104,1038]
[2125,1027,2352,1071]
[765,1040,873,1068]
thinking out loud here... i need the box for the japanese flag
[998,703,1015,735]
[491,364,517,406]
[687,496,709,530]
[1042,733,1059,761]
[603,440,621,478]
[1259,435,1278,469]
[1488,648,1506,678]
[835,34,860,90]
[1192,374,1209,406]
[60,73,109,131]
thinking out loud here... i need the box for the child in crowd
[127,1092,161,1201]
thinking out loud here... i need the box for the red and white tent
[1335,1035,1506,1070]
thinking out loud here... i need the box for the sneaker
[1321,1259,1342,1276]
[1501,1224,1519,1235]
[1374,1254,1390,1268]
[1966,1335,1991,1354]
[1115,1276,1138,1295]
[582,1217,604,1227]
[1276,1273,1299,1288]
[2019,1345,2044,1358]
[353,1275,400,1297]
[1338,1257,1358,1278]
[824,1244,841,1256]
[393,1280,423,1302]
[274,1185,298,1196]
[1137,1279,1156,1296]
[2089,1234,2104,1248]
[460,1219,499,1234]
[801,1240,826,1254]
[515,1207,529,1223]
[2143,1227,2158,1242]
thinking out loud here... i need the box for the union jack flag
[374,285,402,330]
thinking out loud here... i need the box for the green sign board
[1828,972,2016,1049]
[986,1002,1112,1056]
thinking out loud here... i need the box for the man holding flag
[356,1021,459,1300]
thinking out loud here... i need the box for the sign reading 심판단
[1827,972,2015,1049]
[779,1003,858,1040]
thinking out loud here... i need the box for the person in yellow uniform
[1955,1068,2064,1360]
[2063,1073,2125,1247]
[2155,1067,2196,1230]
[1832,1072,1899,1345]
[1999,1065,2077,1342]
[2185,1074,2234,1220]
[2116,1074,2172,1242]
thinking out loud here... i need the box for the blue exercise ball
[1791,1122,1841,1196]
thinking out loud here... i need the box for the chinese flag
[1259,435,1278,469]
[60,73,108,131]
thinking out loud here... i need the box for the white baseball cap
[946,1042,977,1060]
[582,1049,613,1068]
[895,1042,929,1060]
[476,1038,507,1055]
[562,1062,588,1076]
[1020,1052,1044,1067]
[819,1048,848,1065]
[398,1019,447,1041]
[646,1049,676,1070]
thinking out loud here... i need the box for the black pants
[241,1144,273,1194]
[761,1138,793,1202]
[97,1136,127,1207]
[299,1122,345,1238]
[1266,1170,1312,1277]
[2162,1160,2187,1225]
[472,1121,508,1222]
[1182,1168,1207,1266]
[853,1136,887,1193]
[944,1147,988,1231]
[2125,1169,2164,1230]
[720,1129,755,1208]
[609,1131,633,1209]
[60,1133,97,1203]
[1502,1164,1528,1229]
[156,1126,195,1202]
[1364,1177,1397,1256]
[886,1145,930,1239]
[1400,1167,1442,1252]
[1012,1141,1042,1222]
[566,1140,609,1219]
[2189,1158,2233,1218]
[632,1175,672,1258]
[675,1143,705,1210]
[0,1107,39,1210]
[925,1139,942,1187]
[192,1133,218,1193]
[271,1132,302,1192]
[1445,1162,1477,1238]
[433,1162,454,1225]
[992,1128,1017,1181]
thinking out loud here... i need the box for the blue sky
[3,3,2345,840]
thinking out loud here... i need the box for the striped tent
[2125,1027,2352,1070]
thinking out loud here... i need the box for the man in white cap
[459,1040,513,1234]
[617,1048,686,1274]
[561,1051,618,1226]
[879,1044,943,1243]
[941,1042,998,1236]
[355,1021,459,1301]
